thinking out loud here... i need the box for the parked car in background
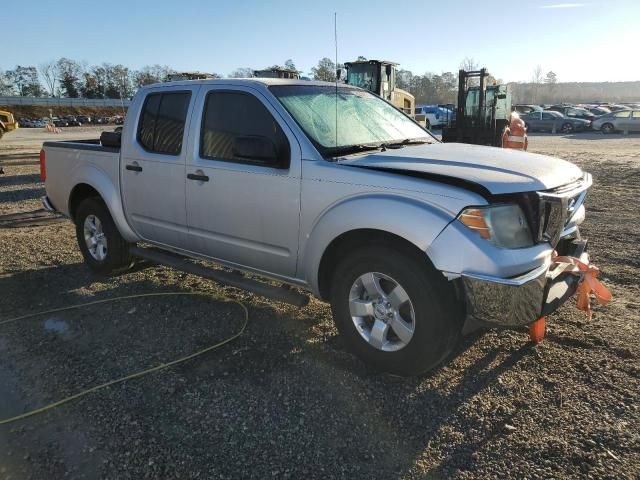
[63,116,83,127]
[584,106,611,116]
[591,110,640,133]
[414,105,454,128]
[522,111,590,133]
[546,105,595,123]
[606,104,631,112]
[52,118,69,127]
[77,115,91,124]
[19,119,36,128]
[513,104,543,115]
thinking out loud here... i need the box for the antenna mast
[334,12,338,148]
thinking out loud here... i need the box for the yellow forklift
[0,110,19,140]
[341,60,421,121]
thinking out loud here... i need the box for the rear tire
[329,245,463,376]
[561,122,574,134]
[601,123,615,134]
[75,197,132,275]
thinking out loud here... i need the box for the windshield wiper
[325,139,431,159]
[381,138,431,149]
[324,144,384,158]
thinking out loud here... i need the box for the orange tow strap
[529,255,612,343]
[552,255,612,320]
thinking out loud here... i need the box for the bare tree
[531,65,544,84]
[38,60,59,97]
[228,67,254,78]
[459,57,479,72]
[133,64,173,87]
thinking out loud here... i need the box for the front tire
[75,197,132,274]
[330,245,463,376]
[601,123,615,134]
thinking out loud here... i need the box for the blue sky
[4,0,638,82]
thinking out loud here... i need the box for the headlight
[458,204,533,248]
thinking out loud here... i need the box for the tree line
[1,57,637,104]
[0,59,175,99]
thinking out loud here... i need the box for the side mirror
[232,135,284,167]
[385,64,392,77]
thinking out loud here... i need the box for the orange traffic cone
[529,316,546,343]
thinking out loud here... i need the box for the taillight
[39,149,46,182]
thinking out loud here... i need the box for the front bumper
[462,239,587,327]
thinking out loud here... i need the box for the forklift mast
[443,68,511,146]
[457,68,488,135]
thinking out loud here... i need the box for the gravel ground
[0,131,638,479]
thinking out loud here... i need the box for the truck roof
[140,78,342,91]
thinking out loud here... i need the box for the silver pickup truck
[41,79,591,375]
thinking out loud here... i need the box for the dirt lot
[0,130,638,479]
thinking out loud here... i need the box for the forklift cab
[442,68,512,146]
[343,60,396,101]
[464,84,511,129]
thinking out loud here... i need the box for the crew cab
[41,79,592,375]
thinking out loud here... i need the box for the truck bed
[42,139,121,218]
[42,138,120,153]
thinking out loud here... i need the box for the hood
[338,142,583,195]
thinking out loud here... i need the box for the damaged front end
[460,173,596,327]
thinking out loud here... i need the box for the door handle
[126,164,143,172]
[187,173,209,182]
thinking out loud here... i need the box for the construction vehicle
[442,68,513,147]
[253,67,300,79]
[0,110,19,140]
[341,60,423,123]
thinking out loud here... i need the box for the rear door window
[137,91,191,155]
[614,111,630,118]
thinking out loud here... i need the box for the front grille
[536,173,592,247]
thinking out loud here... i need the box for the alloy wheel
[348,272,416,352]
[83,214,108,261]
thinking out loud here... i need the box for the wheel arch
[68,183,101,220]
[301,194,454,300]
[66,166,139,242]
[317,229,443,301]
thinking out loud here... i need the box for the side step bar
[130,246,310,308]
